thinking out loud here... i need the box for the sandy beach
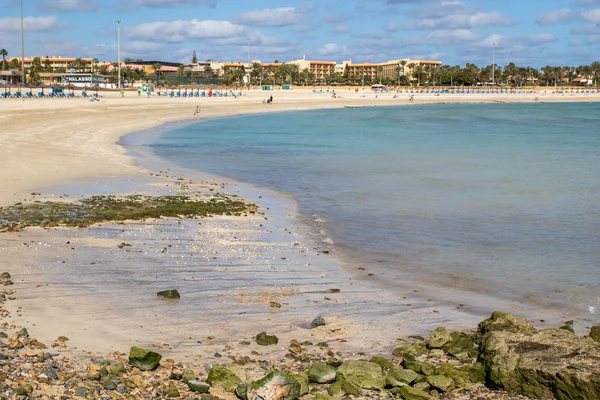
[0,89,599,398]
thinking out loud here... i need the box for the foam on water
[149,103,600,323]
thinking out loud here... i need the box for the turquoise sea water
[149,103,600,321]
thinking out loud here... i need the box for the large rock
[327,380,360,397]
[477,311,537,337]
[427,374,455,392]
[429,327,451,348]
[479,326,600,399]
[128,346,162,371]
[399,385,430,400]
[206,365,243,393]
[590,326,600,344]
[247,371,301,400]
[386,366,419,387]
[336,360,383,389]
[308,362,337,383]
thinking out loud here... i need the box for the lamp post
[20,0,25,85]
[492,42,497,86]
[116,20,122,89]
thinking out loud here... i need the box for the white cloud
[125,19,247,42]
[0,16,63,32]
[37,0,100,12]
[236,7,304,27]
[136,0,215,7]
[317,43,348,58]
[582,8,600,23]
[536,9,580,25]
[403,1,513,30]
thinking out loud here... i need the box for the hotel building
[285,58,337,82]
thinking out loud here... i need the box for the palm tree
[0,49,7,71]
[407,63,416,86]
[250,62,263,86]
[73,58,86,73]
[590,61,600,86]
[152,63,162,85]
[413,65,424,86]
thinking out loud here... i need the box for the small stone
[255,332,279,346]
[429,327,451,348]
[327,288,340,293]
[311,315,326,329]
[187,380,211,393]
[157,289,180,299]
[308,362,337,383]
[288,342,302,354]
[559,325,575,333]
[163,384,180,398]
[128,346,162,371]
[0,272,11,280]
[206,365,243,392]
[16,328,29,339]
[270,301,282,308]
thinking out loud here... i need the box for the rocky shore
[1,266,599,400]
[1,187,599,399]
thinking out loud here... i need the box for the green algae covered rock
[559,325,575,333]
[386,366,419,387]
[336,360,384,389]
[479,326,600,399]
[206,365,243,393]
[327,380,361,397]
[293,373,309,396]
[187,380,210,393]
[314,394,337,400]
[429,327,451,348]
[590,326,600,344]
[255,332,279,346]
[427,374,455,392]
[399,385,430,400]
[477,311,537,337]
[369,356,392,370]
[404,360,435,376]
[157,289,180,299]
[247,371,301,400]
[308,362,337,383]
[128,346,162,371]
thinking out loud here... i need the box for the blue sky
[1,0,599,67]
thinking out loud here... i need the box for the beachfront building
[8,57,96,73]
[285,58,336,82]
[338,58,441,84]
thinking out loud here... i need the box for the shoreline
[0,92,598,366]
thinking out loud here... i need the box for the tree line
[1,48,599,87]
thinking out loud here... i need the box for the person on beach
[194,105,200,119]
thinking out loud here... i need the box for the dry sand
[0,89,597,363]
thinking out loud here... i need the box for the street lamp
[492,42,497,86]
[116,20,122,89]
[20,0,25,85]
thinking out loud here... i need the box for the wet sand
[0,89,596,364]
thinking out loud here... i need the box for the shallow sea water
[149,103,600,323]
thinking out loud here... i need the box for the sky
[1,0,600,67]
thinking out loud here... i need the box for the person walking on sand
[194,105,200,119]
